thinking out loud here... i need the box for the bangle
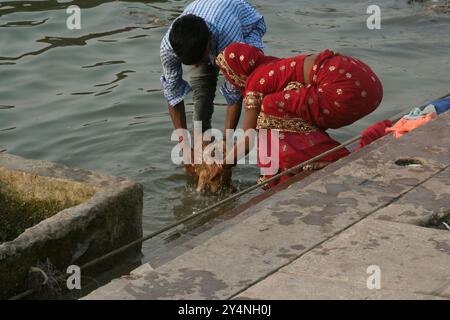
[244,91,264,110]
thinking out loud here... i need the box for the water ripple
[70,91,95,96]
[94,70,135,87]
[0,0,151,17]
[0,27,138,62]
[94,90,113,97]
[82,120,108,127]
[0,127,16,132]
[82,60,126,69]
[0,18,48,28]
[0,105,15,110]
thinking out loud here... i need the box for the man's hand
[184,148,196,176]
[224,99,243,131]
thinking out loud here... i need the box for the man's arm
[169,101,196,175]
[161,33,191,128]
[242,17,267,50]
[168,101,187,130]
[224,99,243,131]
[161,35,194,174]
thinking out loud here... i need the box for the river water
[1,0,450,262]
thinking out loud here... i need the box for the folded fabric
[404,105,437,120]
[355,119,392,151]
[386,112,437,139]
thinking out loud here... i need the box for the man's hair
[169,14,210,65]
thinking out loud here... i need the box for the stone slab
[372,168,450,226]
[235,272,445,300]
[240,218,450,299]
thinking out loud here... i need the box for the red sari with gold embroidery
[216,43,383,187]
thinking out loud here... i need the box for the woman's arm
[223,75,266,165]
[225,103,260,166]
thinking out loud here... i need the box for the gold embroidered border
[216,52,246,88]
[256,112,317,134]
[283,81,304,91]
[244,91,264,110]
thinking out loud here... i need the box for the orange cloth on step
[386,113,437,138]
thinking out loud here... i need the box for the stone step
[84,111,449,300]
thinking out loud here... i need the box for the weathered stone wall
[0,154,143,299]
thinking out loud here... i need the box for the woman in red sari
[215,43,383,188]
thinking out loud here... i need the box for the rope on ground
[443,222,450,231]
[8,93,450,300]
[10,267,48,301]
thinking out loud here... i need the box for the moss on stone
[0,169,98,244]
[1,184,67,243]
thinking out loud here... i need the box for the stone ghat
[85,111,449,300]
[0,154,143,299]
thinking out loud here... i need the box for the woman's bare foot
[301,161,331,171]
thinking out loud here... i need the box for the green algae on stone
[1,184,74,243]
[0,170,98,244]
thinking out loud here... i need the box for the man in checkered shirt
[160,0,266,173]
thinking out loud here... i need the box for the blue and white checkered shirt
[160,0,266,107]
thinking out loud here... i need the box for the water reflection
[82,60,126,68]
[0,105,15,109]
[0,27,138,62]
[82,119,108,127]
[0,127,16,132]
[0,0,168,16]
[94,70,135,87]
[0,18,48,27]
